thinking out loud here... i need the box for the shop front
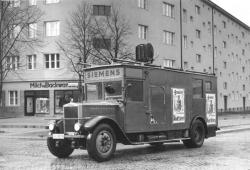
[25,91,50,116]
[2,80,82,117]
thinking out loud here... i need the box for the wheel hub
[96,131,112,154]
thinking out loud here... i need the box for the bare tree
[0,0,43,105]
[92,5,133,64]
[57,2,133,101]
[57,2,95,102]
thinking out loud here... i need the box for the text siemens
[85,68,122,81]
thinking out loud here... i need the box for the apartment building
[1,0,250,116]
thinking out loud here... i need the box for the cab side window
[193,79,203,98]
[126,80,143,101]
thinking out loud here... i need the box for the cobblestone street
[0,130,250,170]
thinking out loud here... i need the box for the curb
[217,127,250,134]
[0,125,48,129]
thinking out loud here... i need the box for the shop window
[36,98,49,114]
[193,79,203,98]
[126,80,143,101]
[55,90,81,114]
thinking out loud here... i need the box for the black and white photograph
[0,0,250,169]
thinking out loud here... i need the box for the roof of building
[203,0,250,30]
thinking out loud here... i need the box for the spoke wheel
[87,124,116,162]
[183,120,205,148]
[96,130,113,156]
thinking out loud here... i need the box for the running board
[130,138,190,145]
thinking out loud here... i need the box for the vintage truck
[47,63,218,162]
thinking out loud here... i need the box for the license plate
[52,134,64,139]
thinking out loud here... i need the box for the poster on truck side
[172,88,185,124]
[206,94,216,125]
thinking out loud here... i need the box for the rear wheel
[86,124,116,162]
[47,138,74,158]
[183,120,205,148]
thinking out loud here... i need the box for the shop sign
[172,88,185,124]
[84,68,123,81]
[30,81,77,88]
[206,94,216,125]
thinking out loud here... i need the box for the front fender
[84,116,116,131]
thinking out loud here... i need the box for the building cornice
[203,0,250,30]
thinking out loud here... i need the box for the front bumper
[48,133,87,139]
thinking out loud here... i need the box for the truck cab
[47,64,218,162]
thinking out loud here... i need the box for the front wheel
[47,138,74,158]
[86,124,116,162]
[183,120,205,148]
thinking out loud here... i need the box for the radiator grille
[64,106,78,132]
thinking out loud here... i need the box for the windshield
[86,81,122,101]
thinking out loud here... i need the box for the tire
[86,124,116,162]
[47,138,74,158]
[183,120,205,148]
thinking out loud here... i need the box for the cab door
[124,79,148,133]
[147,85,166,131]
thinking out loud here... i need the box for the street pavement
[0,113,250,169]
[0,129,250,169]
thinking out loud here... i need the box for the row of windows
[223,82,246,91]
[138,0,174,18]
[10,0,60,7]
[183,5,247,39]
[11,21,60,38]
[7,54,60,70]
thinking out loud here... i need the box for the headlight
[48,122,55,131]
[74,122,82,132]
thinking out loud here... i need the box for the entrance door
[25,97,34,116]
[243,97,246,112]
[224,96,228,111]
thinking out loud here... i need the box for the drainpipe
[180,0,183,70]
[212,7,215,75]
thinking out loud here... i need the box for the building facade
[1,0,250,117]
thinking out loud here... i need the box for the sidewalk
[0,113,250,140]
